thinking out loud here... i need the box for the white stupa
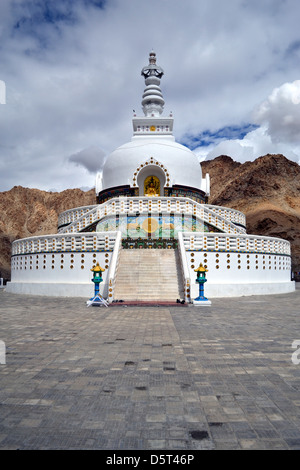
[96,51,209,203]
[6,52,295,301]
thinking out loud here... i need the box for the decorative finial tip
[149,50,156,64]
[141,51,164,79]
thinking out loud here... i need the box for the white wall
[8,251,112,298]
[184,250,294,298]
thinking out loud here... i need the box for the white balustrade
[181,232,291,256]
[11,232,119,256]
[57,205,97,228]
[206,204,246,226]
[57,197,247,235]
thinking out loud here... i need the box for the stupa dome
[101,137,203,193]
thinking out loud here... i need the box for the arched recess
[132,157,170,197]
[137,165,166,196]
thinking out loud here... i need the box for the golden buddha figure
[144,176,160,196]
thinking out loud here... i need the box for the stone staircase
[113,248,184,301]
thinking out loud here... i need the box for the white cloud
[1,0,300,190]
[197,80,300,164]
[254,80,300,144]
[68,146,106,173]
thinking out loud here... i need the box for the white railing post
[178,231,191,303]
[106,231,122,303]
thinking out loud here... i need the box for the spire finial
[141,51,164,79]
[140,52,165,116]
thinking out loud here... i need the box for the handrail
[106,231,122,303]
[206,204,246,227]
[178,231,191,303]
[58,204,97,228]
[11,227,291,258]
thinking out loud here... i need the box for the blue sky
[180,124,259,150]
[0,0,300,191]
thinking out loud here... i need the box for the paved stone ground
[0,287,300,450]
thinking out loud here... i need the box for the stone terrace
[0,287,300,450]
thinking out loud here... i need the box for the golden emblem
[142,217,159,234]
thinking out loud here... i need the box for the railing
[178,232,191,303]
[11,232,118,256]
[106,231,122,303]
[206,204,246,227]
[57,197,246,235]
[58,204,97,228]
[12,229,290,264]
[181,232,291,256]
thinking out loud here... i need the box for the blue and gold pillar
[193,263,211,306]
[87,263,108,307]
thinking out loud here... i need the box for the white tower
[141,50,165,116]
[132,51,174,138]
[99,51,208,202]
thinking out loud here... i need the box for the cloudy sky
[0,0,300,192]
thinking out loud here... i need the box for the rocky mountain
[0,153,299,281]
[201,154,300,278]
[0,187,95,279]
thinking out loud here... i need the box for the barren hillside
[0,153,299,280]
[202,154,300,275]
[0,186,95,279]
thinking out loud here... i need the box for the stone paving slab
[0,287,300,450]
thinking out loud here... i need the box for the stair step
[114,248,184,301]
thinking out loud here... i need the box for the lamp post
[193,263,211,306]
[87,262,108,307]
